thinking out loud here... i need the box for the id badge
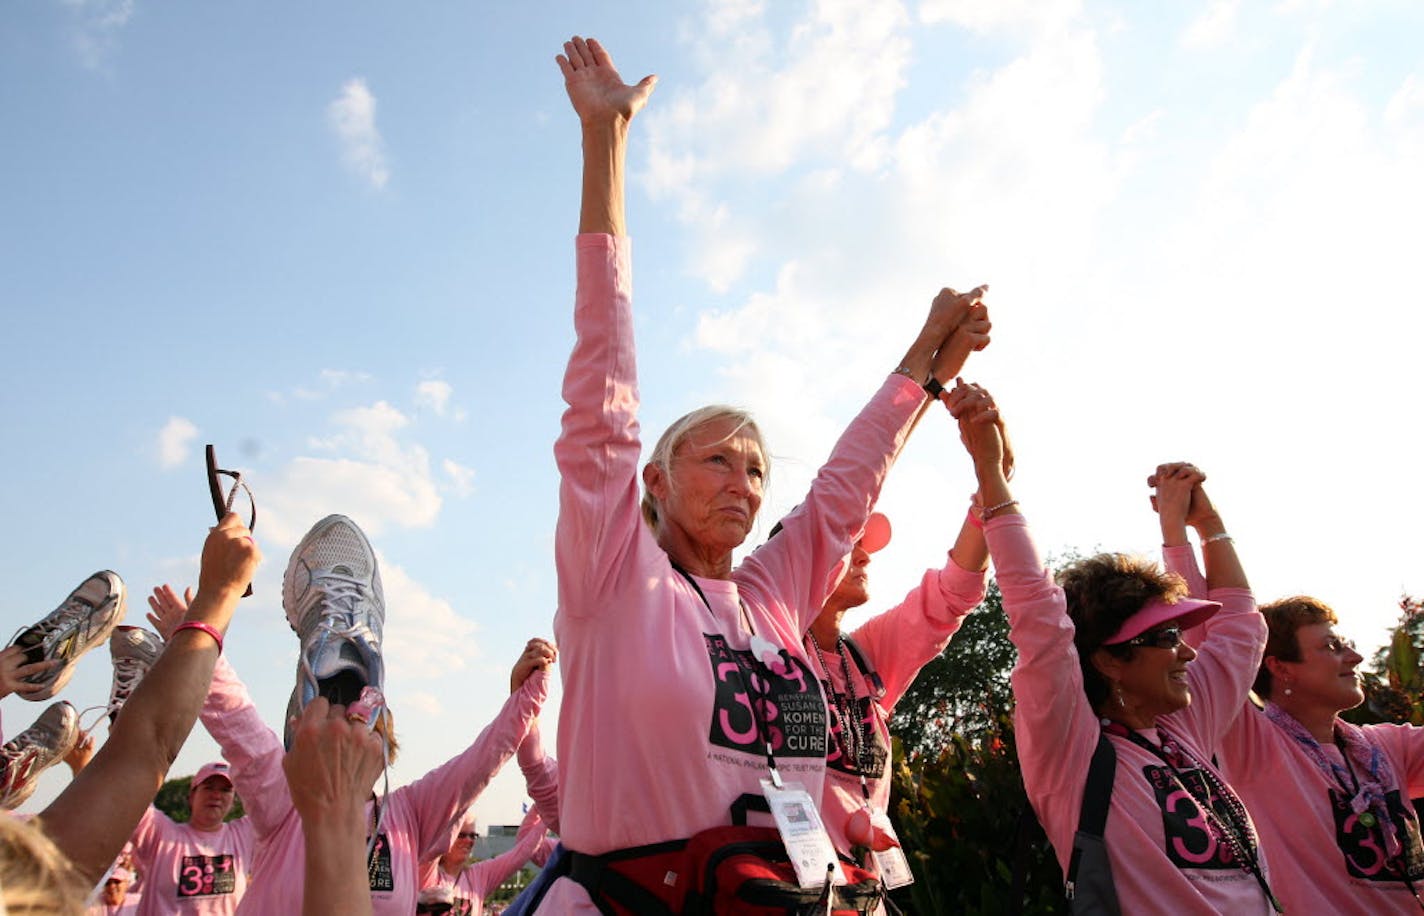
[872,833,914,890]
[761,778,843,889]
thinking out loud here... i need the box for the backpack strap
[1065,733,1117,902]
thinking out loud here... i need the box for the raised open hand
[557,36,657,125]
[146,584,193,640]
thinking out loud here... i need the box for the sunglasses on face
[1125,626,1184,650]
[457,831,477,840]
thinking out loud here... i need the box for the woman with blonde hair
[537,36,988,913]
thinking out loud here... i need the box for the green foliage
[1342,595,1424,727]
[152,775,246,823]
[891,582,1017,758]
[886,721,1061,915]
[882,578,1064,914]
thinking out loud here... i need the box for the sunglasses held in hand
[206,444,255,597]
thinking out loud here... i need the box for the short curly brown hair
[1057,553,1189,712]
[1253,595,1337,699]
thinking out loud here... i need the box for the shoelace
[74,656,152,733]
[12,598,98,653]
[302,572,376,638]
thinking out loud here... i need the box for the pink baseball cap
[1103,596,1221,645]
[190,762,233,791]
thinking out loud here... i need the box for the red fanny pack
[569,825,883,915]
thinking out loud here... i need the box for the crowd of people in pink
[3,34,1421,916]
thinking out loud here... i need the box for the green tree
[884,579,1062,913]
[891,582,1015,757]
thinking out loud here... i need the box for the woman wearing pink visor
[803,505,987,887]
[950,382,1278,914]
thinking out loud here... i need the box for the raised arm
[149,582,293,838]
[284,698,386,916]
[557,36,656,236]
[40,514,260,882]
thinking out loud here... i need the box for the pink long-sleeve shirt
[199,657,544,915]
[992,514,1272,914]
[127,806,254,915]
[419,809,548,916]
[1161,546,1424,912]
[816,558,985,858]
[539,235,923,912]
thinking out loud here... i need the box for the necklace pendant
[1359,811,1378,828]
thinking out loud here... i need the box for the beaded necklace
[810,635,876,791]
[1104,720,1281,912]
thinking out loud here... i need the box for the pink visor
[1103,596,1221,645]
[859,512,892,554]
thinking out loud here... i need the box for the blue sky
[5,0,1423,830]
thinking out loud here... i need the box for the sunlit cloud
[1181,0,1241,49]
[415,380,453,416]
[156,416,199,470]
[327,78,390,190]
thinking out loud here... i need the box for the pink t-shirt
[1160,545,1424,912]
[991,515,1273,914]
[540,235,924,912]
[815,559,984,858]
[128,806,254,915]
[199,657,545,915]
[419,809,548,916]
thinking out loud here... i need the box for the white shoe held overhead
[0,701,80,810]
[8,571,126,701]
[281,515,386,749]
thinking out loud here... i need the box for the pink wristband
[172,621,224,654]
[966,503,985,531]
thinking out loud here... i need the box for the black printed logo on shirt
[177,854,237,897]
[825,694,888,779]
[1329,787,1424,881]
[366,831,394,892]
[1142,764,1253,871]
[704,634,827,759]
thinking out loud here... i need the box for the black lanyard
[809,636,875,804]
[670,562,781,785]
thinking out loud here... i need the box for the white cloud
[327,78,390,190]
[918,0,1080,34]
[442,459,476,497]
[642,0,913,287]
[1181,0,1241,50]
[415,380,453,416]
[379,556,479,678]
[262,401,441,545]
[156,416,199,470]
[62,0,134,70]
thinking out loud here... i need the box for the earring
[1114,684,1127,709]
[1283,685,1293,697]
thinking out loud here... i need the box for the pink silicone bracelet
[172,621,224,654]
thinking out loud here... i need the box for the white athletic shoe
[106,626,163,725]
[8,572,126,701]
[281,515,385,747]
[0,701,79,810]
